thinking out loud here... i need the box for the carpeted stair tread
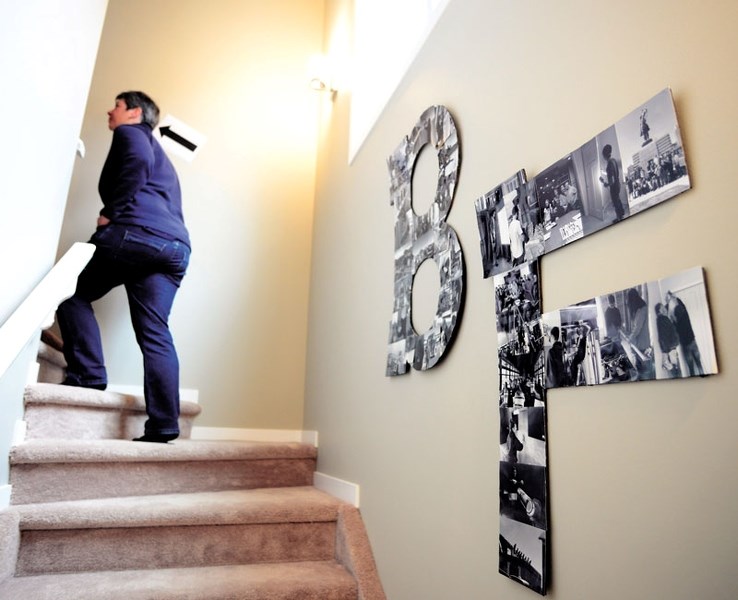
[0,560,358,600]
[37,341,66,369]
[36,342,66,385]
[23,382,202,440]
[25,382,201,416]
[14,486,342,530]
[10,438,316,464]
[0,351,386,597]
[10,439,318,504]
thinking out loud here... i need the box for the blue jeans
[57,224,190,436]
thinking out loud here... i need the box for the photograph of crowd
[499,343,545,408]
[475,171,545,278]
[539,267,717,387]
[615,88,691,216]
[535,154,585,253]
[385,105,463,376]
[499,517,546,595]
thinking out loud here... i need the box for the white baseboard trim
[107,384,199,404]
[0,485,11,510]
[190,427,318,446]
[314,472,360,507]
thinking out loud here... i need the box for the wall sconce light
[308,54,336,94]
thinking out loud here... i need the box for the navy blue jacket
[98,123,190,248]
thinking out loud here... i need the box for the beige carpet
[0,562,358,600]
[10,439,317,504]
[24,383,202,440]
[0,380,385,599]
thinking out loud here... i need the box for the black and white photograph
[594,290,638,384]
[474,185,503,278]
[474,171,531,278]
[385,247,414,376]
[500,407,547,467]
[579,125,631,237]
[498,340,545,409]
[499,516,546,596]
[518,178,546,263]
[500,462,547,530]
[595,284,656,383]
[542,299,600,388]
[493,261,541,351]
[646,267,717,379]
[496,265,545,408]
[386,339,410,377]
[614,88,691,216]
[385,253,412,375]
[430,106,460,215]
[536,152,585,253]
[541,311,564,389]
[387,152,413,256]
[560,299,600,386]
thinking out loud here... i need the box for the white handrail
[0,242,95,377]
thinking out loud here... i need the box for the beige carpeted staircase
[0,342,385,599]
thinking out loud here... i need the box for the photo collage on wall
[475,88,691,274]
[386,105,462,376]
[542,266,717,388]
[495,255,548,595]
[474,88,706,596]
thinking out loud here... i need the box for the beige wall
[306,1,738,599]
[59,0,325,429]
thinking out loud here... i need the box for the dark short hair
[602,144,612,157]
[116,91,160,128]
[551,326,559,340]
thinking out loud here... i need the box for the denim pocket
[118,229,168,265]
[169,241,191,275]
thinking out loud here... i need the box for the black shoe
[61,379,107,391]
[132,433,179,443]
